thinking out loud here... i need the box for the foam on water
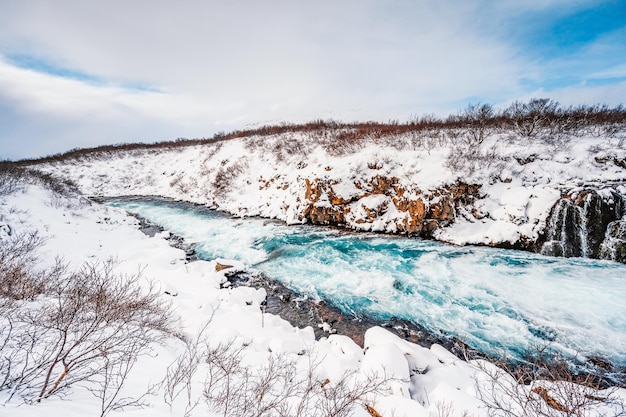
[109,199,626,365]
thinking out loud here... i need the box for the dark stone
[540,241,563,257]
[514,154,537,165]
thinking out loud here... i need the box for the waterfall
[600,221,626,263]
[541,199,584,257]
[541,188,626,261]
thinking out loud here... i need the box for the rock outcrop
[301,176,481,236]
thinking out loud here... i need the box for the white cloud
[0,0,623,159]
[518,81,626,107]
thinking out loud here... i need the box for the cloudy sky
[1,0,625,160]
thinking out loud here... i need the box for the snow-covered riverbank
[2,172,625,416]
[30,127,626,261]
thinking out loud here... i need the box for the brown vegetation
[12,98,625,165]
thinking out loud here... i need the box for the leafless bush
[160,321,394,417]
[213,157,248,199]
[474,348,626,417]
[86,338,159,417]
[456,103,498,146]
[0,231,46,301]
[170,173,190,195]
[25,169,79,196]
[160,319,216,417]
[0,162,26,196]
[445,140,505,176]
[500,98,626,147]
[504,98,560,139]
[0,161,78,198]
[322,129,368,157]
[270,135,310,161]
[204,141,224,161]
[0,242,173,412]
[200,341,392,417]
[410,128,450,153]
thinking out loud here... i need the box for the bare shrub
[213,157,248,199]
[445,140,504,176]
[160,321,395,417]
[200,341,393,417]
[160,319,216,417]
[474,348,626,417]
[170,173,190,195]
[0,249,173,410]
[0,231,46,301]
[270,135,310,161]
[0,162,26,196]
[457,103,498,146]
[322,129,368,156]
[33,262,171,401]
[25,169,79,196]
[86,338,159,417]
[504,98,560,139]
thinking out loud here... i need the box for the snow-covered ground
[31,130,626,249]
[2,162,626,415]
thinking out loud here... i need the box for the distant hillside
[20,98,626,262]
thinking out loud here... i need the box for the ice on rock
[364,326,439,373]
[361,342,411,398]
[374,396,430,417]
[315,335,364,382]
[430,344,460,365]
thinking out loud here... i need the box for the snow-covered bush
[0,162,25,196]
[161,331,395,417]
[0,233,173,413]
[474,348,626,417]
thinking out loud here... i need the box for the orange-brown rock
[215,262,233,272]
[303,176,481,235]
[304,204,346,224]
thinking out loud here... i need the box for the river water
[107,198,626,367]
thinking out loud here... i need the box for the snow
[29,131,626,249]
[4,129,626,415]
[2,180,625,416]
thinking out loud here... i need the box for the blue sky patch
[4,53,161,93]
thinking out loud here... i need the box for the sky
[0,0,625,160]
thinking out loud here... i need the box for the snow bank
[2,183,624,416]
[30,130,626,250]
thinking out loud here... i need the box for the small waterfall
[541,188,626,261]
[599,221,626,263]
[541,199,584,257]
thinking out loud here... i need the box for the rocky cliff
[301,176,481,236]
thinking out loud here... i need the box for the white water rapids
[108,198,626,367]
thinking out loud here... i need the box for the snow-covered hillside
[3,159,626,417]
[31,126,626,260]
